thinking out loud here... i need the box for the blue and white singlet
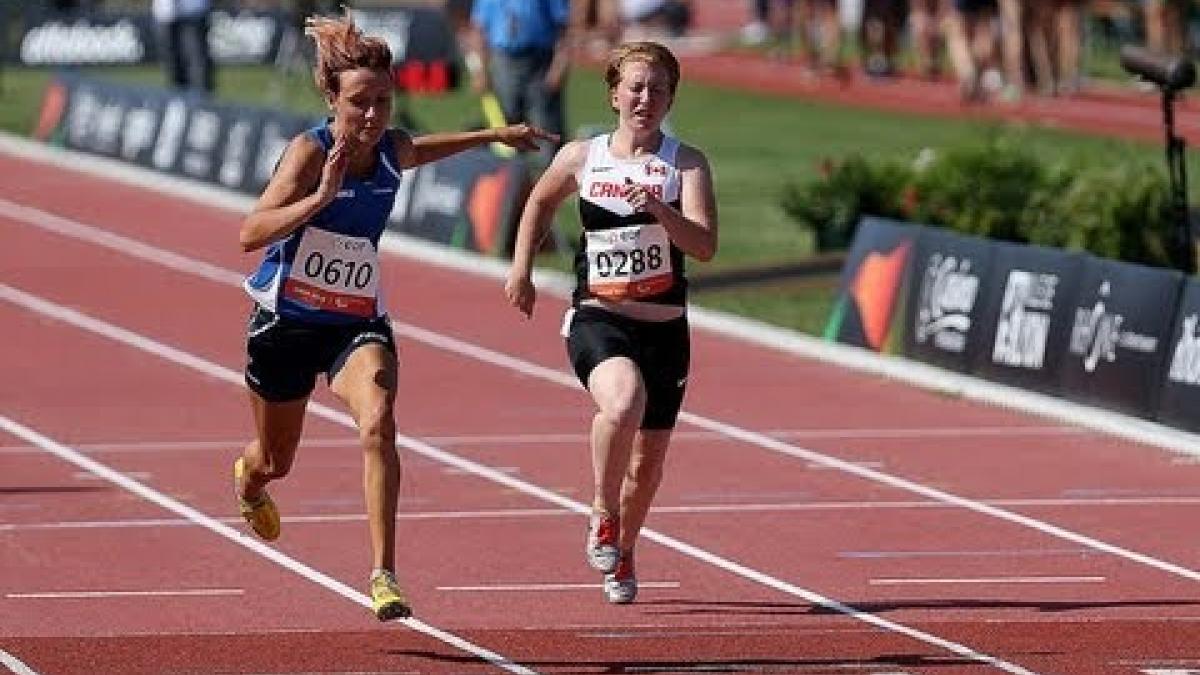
[244,123,403,324]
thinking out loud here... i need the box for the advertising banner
[37,74,317,195]
[33,74,525,255]
[8,4,289,67]
[971,242,1085,394]
[1058,258,1182,418]
[1157,279,1200,431]
[902,226,994,372]
[824,217,918,353]
[389,147,529,255]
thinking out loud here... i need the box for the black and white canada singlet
[573,133,687,309]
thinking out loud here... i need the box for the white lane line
[0,651,39,675]
[0,425,1084,455]
[7,492,1200,533]
[8,589,244,599]
[436,582,681,592]
[869,576,1106,586]
[0,293,1036,673]
[0,413,535,675]
[842,549,1092,559]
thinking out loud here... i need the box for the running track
[3,136,1200,674]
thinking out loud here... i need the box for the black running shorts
[565,306,690,430]
[244,305,396,403]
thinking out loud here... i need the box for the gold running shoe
[233,457,280,541]
[370,570,412,621]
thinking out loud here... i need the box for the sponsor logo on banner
[20,18,146,65]
[152,99,188,170]
[349,9,412,61]
[218,119,255,188]
[1168,313,1200,386]
[992,269,1058,369]
[181,109,221,178]
[209,11,279,63]
[915,253,979,353]
[120,105,158,161]
[407,165,465,219]
[253,121,293,186]
[1068,280,1159,373]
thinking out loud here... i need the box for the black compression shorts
[244,305,396,403]
[565,306,690,430]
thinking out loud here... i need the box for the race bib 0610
[283,228,379,317]
[585,223,673,300]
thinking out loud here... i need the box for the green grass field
[1,62,1191,334]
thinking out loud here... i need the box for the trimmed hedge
[781,135,1183,271]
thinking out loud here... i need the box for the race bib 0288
[585,223,673,301]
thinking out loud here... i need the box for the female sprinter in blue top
[504,41,718,604]
[234,13,556,621]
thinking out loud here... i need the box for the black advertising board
[39,74,317,192]
[388,147,529,255]
[902,226,995,372]
[1157,279,1200,431]
[824,217,918,353]
[971,242,1085,394]
[7,4,289,66]
[35,74,524,255]
[1058,257,1183,418]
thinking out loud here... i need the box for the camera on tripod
[1120,45,1196,92]
[1120,45,1197,275]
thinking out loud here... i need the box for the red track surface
[4,147,1200,675]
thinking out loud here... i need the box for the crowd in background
[30,0,1200,105]
[571,0,1200,103]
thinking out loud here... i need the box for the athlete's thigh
[330,342,398,422]
[248,388,308,459]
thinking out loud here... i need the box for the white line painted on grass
[0,413,535,675]
[0,288,1037,673]
[0,650,41,675]
[8,589,244,599]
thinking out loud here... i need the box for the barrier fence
[828,216,1200,432]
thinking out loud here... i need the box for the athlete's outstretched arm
[504,140,586,318]
[239,134,343,252]
[402,125,560,169]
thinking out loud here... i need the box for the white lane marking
[0,438,360,454]
[8,589,244,599]
[0,425,1085,455]
[0,290,1036,673]
[869,576,1106,586]
[0,414,535,675]
[436,582,681,592]
[842,549,1092,559]
[0,650,40,675]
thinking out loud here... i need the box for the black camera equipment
[1120,44,1197,274]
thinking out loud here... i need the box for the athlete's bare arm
[504,139,588,317]
[239,133,347,252]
